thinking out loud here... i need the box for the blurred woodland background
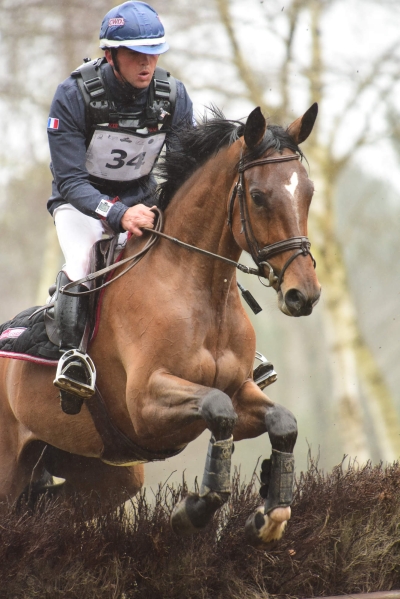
[1,0,400,488]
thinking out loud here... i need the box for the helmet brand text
[109,18,125,26]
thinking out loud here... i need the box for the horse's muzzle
[280,287,321,317]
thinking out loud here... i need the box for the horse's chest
[175,347,249,392]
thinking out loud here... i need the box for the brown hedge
[1,458,400,599]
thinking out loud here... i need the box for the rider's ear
[104,48,114,67]
[287,103,318,144]
[244,107,266,149]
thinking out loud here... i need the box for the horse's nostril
[284,289,308,316]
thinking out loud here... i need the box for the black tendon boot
[53,271,96,415]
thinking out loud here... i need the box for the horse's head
[230,104,321,317]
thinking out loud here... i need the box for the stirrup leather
[53,349,96,399]
[253,351,277,389]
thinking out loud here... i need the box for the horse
[0,103,320,546]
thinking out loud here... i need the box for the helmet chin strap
[110,47,138,92]
[110,47,120,72]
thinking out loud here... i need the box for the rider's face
[105,48,159,89]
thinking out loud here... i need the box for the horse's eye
[250,191,264,206]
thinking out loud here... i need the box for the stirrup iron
[253,351,277,389]
[53,349,96,399]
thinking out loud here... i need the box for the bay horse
[0,104,320,546]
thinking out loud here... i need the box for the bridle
[227,153,316,289]
[55,153,316,300]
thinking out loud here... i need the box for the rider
[47,1,194,407]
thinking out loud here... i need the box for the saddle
[0,306,61,363]
[0,236,119,366]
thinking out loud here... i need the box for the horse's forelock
[240,125,304,169]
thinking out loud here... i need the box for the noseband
[227,154,316,289]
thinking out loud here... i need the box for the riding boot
[253,351,277,389]
[53,271,96,415]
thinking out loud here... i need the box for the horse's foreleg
[232,380,297,547]
[174,390,238,535]
[145,372,237,535]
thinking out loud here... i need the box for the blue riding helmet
[99,1,169,55]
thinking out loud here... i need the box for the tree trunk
[309,153,400,461]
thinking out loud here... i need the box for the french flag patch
[47,117,60,130]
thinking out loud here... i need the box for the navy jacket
[47,61,193,232]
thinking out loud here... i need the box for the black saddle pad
[0,306,61,363]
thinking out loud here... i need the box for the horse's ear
[244,107,267,149]
[287,103,318,144]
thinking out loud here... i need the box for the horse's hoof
[245,505,290,548]
[171,494,206,536]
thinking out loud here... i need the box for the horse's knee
[199,389,237,440]
[265,404,297,452]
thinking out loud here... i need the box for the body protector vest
[71,58,176,186]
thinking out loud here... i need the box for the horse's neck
[163,149,239,264]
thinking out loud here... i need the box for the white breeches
[54,204,127,282]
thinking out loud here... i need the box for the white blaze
[285,172,300,229]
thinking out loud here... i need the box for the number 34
[106,150,146,170]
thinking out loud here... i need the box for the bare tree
[154,0,400,461]
[0,0,111,305]
[1,0,400,466]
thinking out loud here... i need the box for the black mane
[156,107,303,210]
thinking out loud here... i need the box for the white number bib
[85,129,166,182]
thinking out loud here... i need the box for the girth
[87,386,186,466]
[227,154,316,289]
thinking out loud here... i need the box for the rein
[60,217,164,296]
[60,153,315,298]
[59,209,261,298]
